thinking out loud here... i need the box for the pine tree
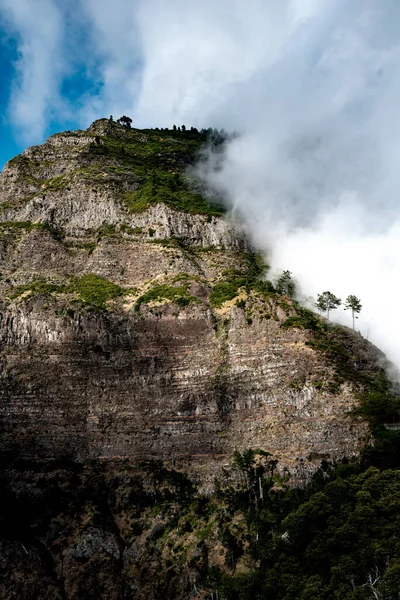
[344,295,362,330]
[276,270,296,299]
[315,291,341,321]
[118,115,132,128]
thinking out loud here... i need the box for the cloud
[0,0,144,138]
[187,1,400,368]
[78,0,142,124]
[0,0,64,142]
[129,0,400,368]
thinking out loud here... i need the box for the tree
[173,124,177,131]
[181,124,186,132]
[118,115,132,128]
[315,291,341,321]
[276,270,296,299]
[344,295,362,331]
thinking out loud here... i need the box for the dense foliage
[89,124,225,216]
[209,455,400,600]
[3,438,400,599]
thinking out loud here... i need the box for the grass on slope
[282,305,400,431]
[134,274,202,312]
[9,274,123,311]
[88,127,225,216]
[69,274,122,309]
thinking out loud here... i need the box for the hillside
[0,119,399,599]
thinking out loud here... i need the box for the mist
[134,0,400,369]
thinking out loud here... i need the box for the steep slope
[0,119,395,599]
[0,119,373,482]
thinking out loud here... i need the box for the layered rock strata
[0,120,371,482]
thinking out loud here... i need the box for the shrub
[9,281,66,299]
[70,274,122,309]
[209,253,273,308]
[134,282,198,312]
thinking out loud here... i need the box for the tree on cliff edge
[276,270,296,299]
[118,116,132,128]
[344,295,362,330]
[316,291,341,321]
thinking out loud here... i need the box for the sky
[0,0,400,369]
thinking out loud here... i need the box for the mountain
[0,119,398,599]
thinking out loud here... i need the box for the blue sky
[0,14,80,167]
[0,31,23,167]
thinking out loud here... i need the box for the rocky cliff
[0,120,388,598]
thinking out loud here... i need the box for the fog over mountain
[2,0,400,368]
[132,0,400,369]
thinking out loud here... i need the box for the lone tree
[344,295,362,330]
[118,115,133,128]
[315,291,341,321]
[276,270,296,299]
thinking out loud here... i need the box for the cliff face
[0,120,381,598]
[0,120,370,482]
[0,295,369,479]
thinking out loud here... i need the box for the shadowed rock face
[0,121,380,598]
[0,295,369,482]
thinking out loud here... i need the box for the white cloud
[0,0,64,142]
[132,0,400,368]
[78,0,142,125]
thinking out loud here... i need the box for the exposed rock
[0,120,384,598]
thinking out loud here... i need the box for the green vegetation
[209,253,274,307]
[8,274,123,311]
[124,169,223,215]
[281,306,322,331]
[208,454,400,600]
[9,281,66,300]
[119,224,143,235]
[0,221,64,242]
[134,276,200,312]
[316,290,342,321]
[3,445,400,599]
[6,122,230,217]
[42,173,70,193]
[0,221,42,232]
[282,304,400,439]
[90,125,210,171]
[69,274,122,310]
[87,126,225,216]
[344,294,362,330]
[275,269,296,298]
